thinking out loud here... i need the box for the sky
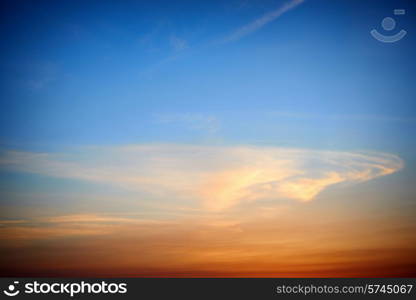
[0,0,416,277]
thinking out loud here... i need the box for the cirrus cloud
[0,145,403,210]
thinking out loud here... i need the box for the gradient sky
[0,0,416,277]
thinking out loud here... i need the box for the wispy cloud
[170,35,188,51]
[154,113,220,134]
[1,210,415,277]
[221,0,304,43]
[0,145,403,211]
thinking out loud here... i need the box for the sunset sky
[1,0,415,277]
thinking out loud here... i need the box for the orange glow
[1,208,415,277]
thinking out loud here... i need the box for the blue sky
[0,0,415,153]
[0,0,416,277]
[0,0,414,219]
[0,0,415,212]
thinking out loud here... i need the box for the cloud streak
[1,210,415,277]
[222,0,304,43]
[0,145,403,211]
[170,35,188,51]
[154,113,220,134]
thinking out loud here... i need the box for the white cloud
[222,0,304,43]
[154,113,220,134]
[0,145,403,210]
[170,35,188,51]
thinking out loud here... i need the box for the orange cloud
[0,145,403,211]
[1,211,415,277]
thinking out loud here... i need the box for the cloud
[170,35,188,51]
[1,211,415,277]
[0,145,403,211]
[154,113,220,134]
[269,111,416,124]
[221,0,304,43]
